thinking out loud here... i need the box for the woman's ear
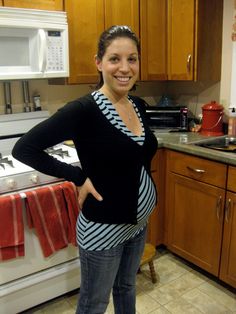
[95,55,102,72]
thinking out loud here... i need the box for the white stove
[0,111,81,314]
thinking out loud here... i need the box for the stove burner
[0,153,14,169]
[45,147,70,159]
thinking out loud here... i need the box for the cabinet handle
[187,166,205,174]
[225,199,231,223]
[187,54,192,73]
[216,196,222,221]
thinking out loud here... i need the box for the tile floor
[21,248,236,314]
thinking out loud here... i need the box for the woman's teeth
[116,77,130,82]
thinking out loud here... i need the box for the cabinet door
[219,192,236,288]
[104,0,139,36]
[0,1,3,5]
[167,172,225,275]
[140,0,167,80]
[3,0,63,10]
[147,149,165,246]
[167,0,195,80]
[64,0,104,84]
[227,166,236,193]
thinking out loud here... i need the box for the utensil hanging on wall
[3,81,12,114]
[22,80,31,112]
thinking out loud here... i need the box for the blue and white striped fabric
[76,91,156,251]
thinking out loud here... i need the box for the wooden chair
[140,243,157,283]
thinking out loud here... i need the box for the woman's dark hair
[96,25,140,89]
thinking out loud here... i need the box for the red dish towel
[25,184,70,257]
[0,194,24,261]
[60,181,80,246]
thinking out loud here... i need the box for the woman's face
[96,37,139,96]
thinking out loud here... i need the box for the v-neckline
[94,91,145,139]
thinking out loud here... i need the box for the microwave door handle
[38,29,47,73]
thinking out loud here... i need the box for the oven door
[0,195,80,314]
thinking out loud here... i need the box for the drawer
[227,166,236,192]
[167,150,227,188]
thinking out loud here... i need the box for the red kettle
[200,101,224,136]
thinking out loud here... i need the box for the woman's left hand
[77,177,103,209]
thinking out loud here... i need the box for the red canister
[200,101,224,136]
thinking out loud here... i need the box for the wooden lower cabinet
[220,192,236,287]
[167,172,225,275]
[165,150,236,288]
[166,150,227,276]
[219,169,236,287]
[147,149,165,247]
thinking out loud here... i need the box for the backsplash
[0,80,165,115]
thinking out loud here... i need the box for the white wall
[220,0,234,108]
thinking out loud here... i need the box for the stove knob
[7,178,16,189]
[30,174,39,184]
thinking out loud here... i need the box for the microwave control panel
[46,30,64,71]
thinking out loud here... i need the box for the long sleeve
[12,100,87,186]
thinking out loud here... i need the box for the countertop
[153,130,236,166]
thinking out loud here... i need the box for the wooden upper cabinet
[3,0,63,10]
[196,0,223,81]
[105,0,139,37]
[0,1,3,5]
[167,0,195,80]
[140,0,167,81]
[65,0,140,84]
[65,0,104,84]
[168,0,223,81]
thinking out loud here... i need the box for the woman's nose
[119,60,130,71]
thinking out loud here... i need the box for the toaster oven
[145,106,188,131]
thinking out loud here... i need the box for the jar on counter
[200,101,224,136]
[228,107,236,136]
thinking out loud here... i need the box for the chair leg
[148,260,157,283]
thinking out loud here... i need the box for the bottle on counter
[22,80,31,112]
[3,81,12,114]
[33,93,42,111]
[228,107,236,136]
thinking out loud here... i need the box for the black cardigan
[12,94,158,224]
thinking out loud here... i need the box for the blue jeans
[76,226,147,314]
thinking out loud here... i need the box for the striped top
[76,91,156,250]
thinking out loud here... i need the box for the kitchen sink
[191,135,236,152]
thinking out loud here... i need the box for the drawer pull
[216,196,222,221]
[225,199,231,223]
[187,166,205,174]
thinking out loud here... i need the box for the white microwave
[0,7,69,80]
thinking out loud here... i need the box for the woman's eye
[128,57,138,63]
[109,56,119,63]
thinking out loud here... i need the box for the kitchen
[0,0,236,313]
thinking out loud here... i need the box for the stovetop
[0,144,78,177]
[0,143,80,195]
[0,112,81,194]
